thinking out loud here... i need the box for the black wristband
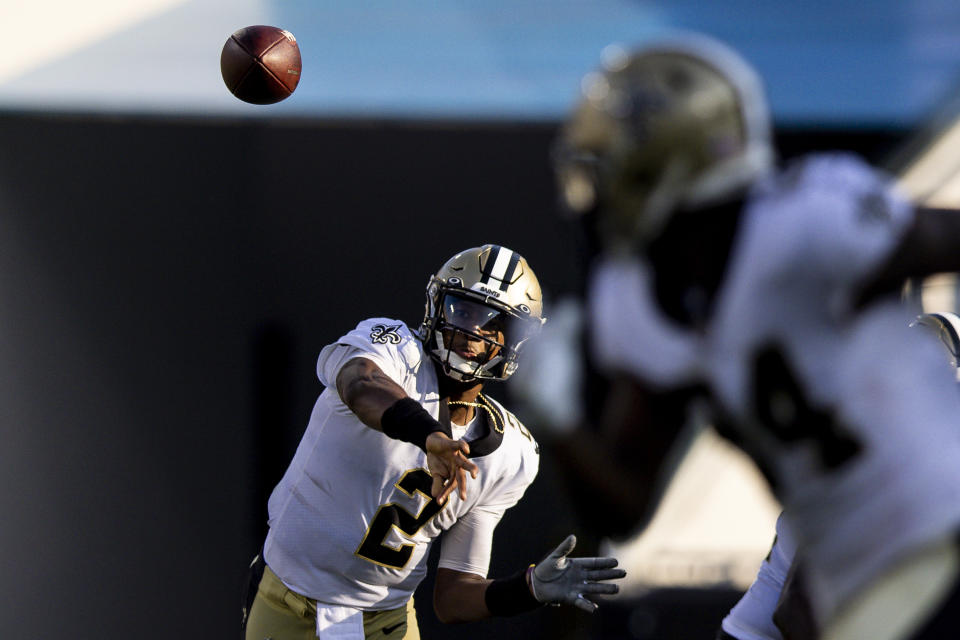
[485,565,541,617]
[380,397,444,452]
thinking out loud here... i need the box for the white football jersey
[262,318,539,611]
[590,154,960,625]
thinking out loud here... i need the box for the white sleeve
[720,543,787,639]
[314,344,372,388]
[770,154,913,311]
[436,503,506,578]
[315,319,411,388]
[437,468,533,577]
[720,514,794,640]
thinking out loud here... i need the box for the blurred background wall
[1,1,959,638]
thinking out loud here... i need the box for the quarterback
[551,32,960,640]
[242,245,625,640]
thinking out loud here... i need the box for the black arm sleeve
[380,397,446,452]
[856,206,960,308]
[484,566,541,616]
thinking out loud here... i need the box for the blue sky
[2,0,960,127]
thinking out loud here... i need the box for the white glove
[511,297,584,437]
[529,535,626,613]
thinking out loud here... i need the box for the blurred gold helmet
[554,33,774,249]
[418,245,546,382]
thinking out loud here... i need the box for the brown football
[220,25,302,105]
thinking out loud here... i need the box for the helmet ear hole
[665,65,693,93]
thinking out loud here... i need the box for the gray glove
[529,535,626,613]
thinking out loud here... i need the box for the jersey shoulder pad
[759,152,910,225]
[347,318,421,360]
[352,317,414,345]
[317,318,424,386]
[745,153,913,292]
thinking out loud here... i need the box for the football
[220,25,302,105]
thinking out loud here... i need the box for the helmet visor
[440,294,538,360]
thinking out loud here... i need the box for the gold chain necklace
[448,394,503,434]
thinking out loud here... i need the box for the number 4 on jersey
[752,344,862,471]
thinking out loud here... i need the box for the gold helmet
[554,32,774,250]
[418,245,546,382]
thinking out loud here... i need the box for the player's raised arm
[856,206,960,307]
[336,356,478,501]
[335,356,408,428]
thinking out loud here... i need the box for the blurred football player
[717,311,960,640]
[549,31,960,640]
[242,244,625,640]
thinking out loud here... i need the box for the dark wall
[0,112,583,639]
[0,111,905,639]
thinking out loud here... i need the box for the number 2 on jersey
[355,469,445,569]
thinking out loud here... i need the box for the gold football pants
[822,535,959,640]
[245,565,420,640]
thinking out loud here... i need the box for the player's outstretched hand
[426,432,479,503]
[529,535,625,613]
